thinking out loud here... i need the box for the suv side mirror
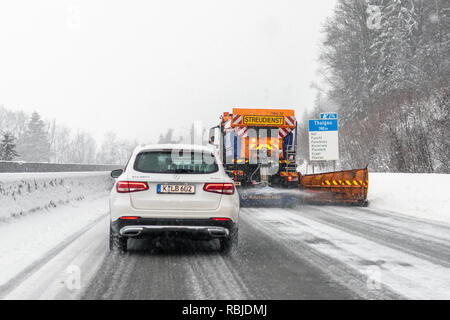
[111,169,124,179]
[209,126,220,146]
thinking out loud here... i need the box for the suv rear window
[134,150,219,174]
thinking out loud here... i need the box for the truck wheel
[360,200,369,207]
[110,226,127,252]
[219,228,238,255]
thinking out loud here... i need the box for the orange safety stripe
[279,172,297,177]
[233,159,249,163]
[320,180,368,187]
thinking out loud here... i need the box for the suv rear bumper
[111,218,236,240]
[120,225,229,238]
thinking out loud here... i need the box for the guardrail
[0,171,114,221]
[0,161,122,173]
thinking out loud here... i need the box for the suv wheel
[109,225,128,252]
[219,228,238,254]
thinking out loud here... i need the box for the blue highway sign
[309,119,338,132]
[320,113,338,119]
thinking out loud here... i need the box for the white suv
[109,144,240,253]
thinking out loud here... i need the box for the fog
[0,0,336,143]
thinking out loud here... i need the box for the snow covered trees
[0,107,134,165]
[157,128,183,144]
[18,112,50,162]
[96,132,136,165]
[0,132,19,161]
[307,0,450,173]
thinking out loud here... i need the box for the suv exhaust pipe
[207,227,229,237]
[120,227,144,237]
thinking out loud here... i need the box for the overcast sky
[0,0,337,143]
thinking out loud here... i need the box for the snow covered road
[2,199,450,300]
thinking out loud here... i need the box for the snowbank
[0,172,113,221]
[0,196,109,288]
[369,173,450,224]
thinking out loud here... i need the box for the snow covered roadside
[0,195,109,288]
[0,172,113,221]
[0,172,113,289]
[368,173,450,224]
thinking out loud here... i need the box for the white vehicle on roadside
[109,144,240,253]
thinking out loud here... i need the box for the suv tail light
[203,183,235,195]
[116,181,149,193]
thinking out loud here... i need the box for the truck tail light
[116,181,149,193]
[203,183,235,195]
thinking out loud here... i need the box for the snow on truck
[209,108,368,207]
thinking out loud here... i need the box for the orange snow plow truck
[209,108,368,207]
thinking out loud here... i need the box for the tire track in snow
[296,206,450,268]
[224,213,361,299]
[185,250,251,299]
[82,238,249,300]
[332,205,450,244]
[81,250,138,300]
[245,207,450,299]
[241,208,401,300]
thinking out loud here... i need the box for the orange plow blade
[299,168,369,206]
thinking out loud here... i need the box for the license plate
[234,181,241,186]
[157,184,195,194]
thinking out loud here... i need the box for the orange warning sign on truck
[243,115,284,126]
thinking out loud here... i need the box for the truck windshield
[134,151,219,174]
